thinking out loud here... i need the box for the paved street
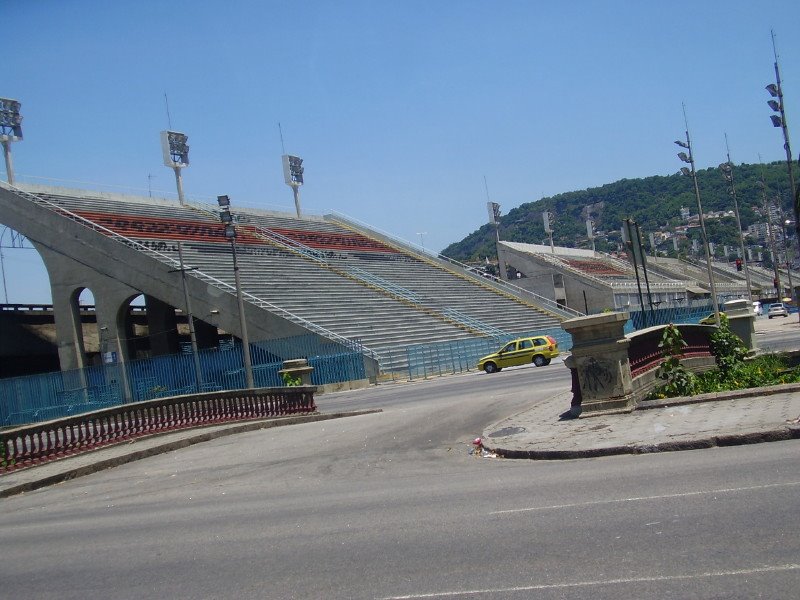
[2,347,800,599]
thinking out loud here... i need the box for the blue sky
[3,0,799,303]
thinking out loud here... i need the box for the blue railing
[0,334,366,427]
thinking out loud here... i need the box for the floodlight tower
[543,210,555,253]
[0,98,23,185]
[282,154,304,218]
[675,107,720,326]
[765,32,798,256]
[161,130,190,205]
[718,140,753,300]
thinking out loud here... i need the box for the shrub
[653,323,696,398]
[708,314,747,375]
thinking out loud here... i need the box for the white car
[768,302,788,318]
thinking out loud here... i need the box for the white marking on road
[489,481,800,515]
[379,564,800,599]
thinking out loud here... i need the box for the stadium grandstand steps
[11,186,563,373]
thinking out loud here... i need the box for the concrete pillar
[723,298,756,351]
[145,295,179,356]
[561,312,634,416]
[49,283,88,373]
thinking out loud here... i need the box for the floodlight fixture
[0,98,23,142]
[282,154,304,187]
[766,83,779,97]
[677,152,691,163]
[224,224,236,239]
[680,167,691,177]
[160,130,190,168]
[674,140,689,148]
[0,97,22,185]
[486,201,501,225]
[770,115,783,128]
[217,195,231,207]
[161,130,190,205]
[220,210,233,224]
[282,154,305,217]
[768,99,781,112]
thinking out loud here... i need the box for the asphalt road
[2,355,799,599]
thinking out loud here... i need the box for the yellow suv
[477,336,559,374]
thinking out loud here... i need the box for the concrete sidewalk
[0,410,379,499]
[482,383,800,459]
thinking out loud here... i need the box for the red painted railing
[628,325,714,378]
[0,386,316,473]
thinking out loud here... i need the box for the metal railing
[328,211,584,319]
[0,386,317,473]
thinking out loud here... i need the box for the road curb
[0,410,381,498]
[486,424,800,460]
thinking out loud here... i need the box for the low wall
[1,386,316,472]
[562,314,719,416]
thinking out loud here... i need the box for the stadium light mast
[161,130,190,205]
[0,98,23,185]
[675,106,720,326]
[217,195,254,389]
[543,210,555,253]
[718,138,753,300]
[282,154,304,218]
[486,201,505,280]
[765,31,799,266]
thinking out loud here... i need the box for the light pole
[416,232,427,253]
[765,31,799,270]
[174,241,203,389]
[757,166,782,298]
[675,109,720,326]
[217,195,254,389]
[718,139,753,300]
[0,98,23,185]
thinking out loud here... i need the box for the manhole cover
[487,426,526,438]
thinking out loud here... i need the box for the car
[699,312,724,325]
[477,335,559,373]
[768,302,789,318]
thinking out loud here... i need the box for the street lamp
[675,108,720,325]
[217,195,254,389]
[160,130,190,205]
[718,137,753,300]
[0,97,23,185]
[765,31,800,273]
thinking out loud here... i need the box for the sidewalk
[0,410,379,499]
[482,384,800,459]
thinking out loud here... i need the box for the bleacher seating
[25,188,563,372]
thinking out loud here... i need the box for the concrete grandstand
[0,182,575,379]
[498,241,753,315]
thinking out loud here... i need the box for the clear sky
[3,0,799,303]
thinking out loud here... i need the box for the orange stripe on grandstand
[562,258,628,276]
[72,211,397,252]
[267,228,397,253]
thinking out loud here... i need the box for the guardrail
[0,386,316,473]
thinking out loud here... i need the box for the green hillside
[442,161,795,263]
